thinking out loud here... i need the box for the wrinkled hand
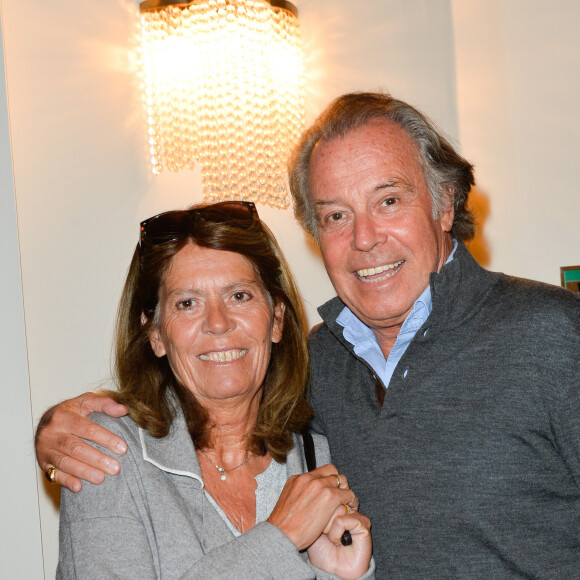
[266,464,358,551]
[35,392,128,492]
[307,508,372,580]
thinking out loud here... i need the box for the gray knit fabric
[308,241,580,579]
[57,409,375,579]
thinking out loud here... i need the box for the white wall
[1,0,578,576]
[452,0,580,282]
[0,5,44,577]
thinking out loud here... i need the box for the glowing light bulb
[140,0,305,208]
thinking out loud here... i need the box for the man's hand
[35,392,129,492]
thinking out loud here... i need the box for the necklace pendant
[220,472,227,481]
[217,466,227,481]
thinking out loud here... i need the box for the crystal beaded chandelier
[139,0,305,208]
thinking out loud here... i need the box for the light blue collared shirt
[336,240,457,389]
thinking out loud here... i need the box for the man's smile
[356,260,405,283]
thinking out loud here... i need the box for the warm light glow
[140,0,305,208]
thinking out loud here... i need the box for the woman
[56,201,373,579]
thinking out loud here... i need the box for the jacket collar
[139,406,204,486]
[139,407,307,485]
[317,240,500,348]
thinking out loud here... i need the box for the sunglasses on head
[139,201,260,250]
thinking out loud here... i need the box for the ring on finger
[343,503,353,515]
[333,473,341,488]
[45,465,57,484]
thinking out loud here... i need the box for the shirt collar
[336,239,458,340]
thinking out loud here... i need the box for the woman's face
[149,243,284,410]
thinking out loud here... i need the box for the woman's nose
[202,301,234,335]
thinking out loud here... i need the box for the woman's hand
[35,392,128,492]
[266,464,359,551]
[307,507,372,580]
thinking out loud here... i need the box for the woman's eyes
[174,291,252,310]
[232,291,251,302]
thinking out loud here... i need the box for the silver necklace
[199,448,256,481]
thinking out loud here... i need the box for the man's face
[308,118,454,336]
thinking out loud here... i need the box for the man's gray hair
[288,92,476,241]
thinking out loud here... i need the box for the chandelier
[139,0,305,208]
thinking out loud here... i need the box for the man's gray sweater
[308,241,580,578]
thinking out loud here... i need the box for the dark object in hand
[302,431,352,547]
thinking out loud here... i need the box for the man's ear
[439,189,455,233]
[271,302,285,344]
[142,312,166,358]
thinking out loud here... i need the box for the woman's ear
[271,302,285,344]
[142,312,166,358]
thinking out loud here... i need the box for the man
[37,93,580,578]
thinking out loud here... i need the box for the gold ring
[334,473,341,488]
[343,503,352,515]
[45,465,57,484]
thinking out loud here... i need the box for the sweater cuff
[308,556,375,580]
[238,522,315,580]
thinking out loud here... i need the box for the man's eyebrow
[312,200,338,209]
[376,178,412,192]
[376,179,399,189]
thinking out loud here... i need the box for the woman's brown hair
[111,207,311,462]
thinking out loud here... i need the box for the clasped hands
[36,392,372,579]
[267,464,372,579]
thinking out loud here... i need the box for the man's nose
[352,213,385,251]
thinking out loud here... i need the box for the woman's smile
[149,243,284,407]
[197,349,248,362]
